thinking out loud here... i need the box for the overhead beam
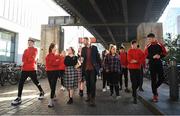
[121,0,129,41]
[54,0,107,47]
[58,23,138,26]
[144,0,153,22]
[89,0,117,44]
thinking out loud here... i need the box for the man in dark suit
[81,37,101,107]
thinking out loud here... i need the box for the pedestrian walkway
[138,78,180,115]
[0,78,152,115]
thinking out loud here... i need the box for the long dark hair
[49,43,56,53]
[70,47,75,55]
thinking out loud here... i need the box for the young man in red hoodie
[12,38,44,106]
[144,33,167,102]
[127,40,145,104]
[119,47,130,92]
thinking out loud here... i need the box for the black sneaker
[67,98,73,104]
[38,91,45,100]
[11,97,22,106]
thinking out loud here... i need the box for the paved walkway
[0,78,153,115]
[138,78,180,115]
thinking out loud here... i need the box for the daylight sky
[158,0,180,22]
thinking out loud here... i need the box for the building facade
[163,8,180,40]
[0,0,68,64]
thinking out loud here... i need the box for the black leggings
[58,70,65,86]
[119,68,128,88]
[129,69,141,98]
[149,61,164,96]
[102,70,109,88]
[47,71,59,99]
[109,72,119,96]
[18,71,43,97]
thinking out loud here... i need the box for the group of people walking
[11,32,167,107]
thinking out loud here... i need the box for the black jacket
[81,45,101,75]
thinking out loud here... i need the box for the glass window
[0,29,16,63]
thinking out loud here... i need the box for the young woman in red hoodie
[58,50,66,91]
[119,46,130,92]
[127,40,145,104]
[11,38,44,106]
[46,43,60,108]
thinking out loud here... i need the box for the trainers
[116,95,121,100]
[48,99,54,108]
[119,86,122,91]
[11,97,22,106]
[152,95,158,102]
[106,86,110,90]
[102,88,106,92]
[60,86,66,91]
[38,91,45,100]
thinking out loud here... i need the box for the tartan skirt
[64,66,78,89]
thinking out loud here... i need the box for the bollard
[169,58,179,101]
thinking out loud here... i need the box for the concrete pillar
[137,23,163,49]
[40,25,63,64]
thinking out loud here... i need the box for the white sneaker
[60,86,65,91]
[106,86,110,90]
[38,92,45,100]
[102,88,106,92]
[116,96,122,100]
[11,97,22,106]
[48,99,54,108]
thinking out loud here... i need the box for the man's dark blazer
[81,45,101,75]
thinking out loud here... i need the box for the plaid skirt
[64,66,78,89]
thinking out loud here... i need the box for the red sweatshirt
[119,52,128,68]
[22,47,37,71]
[127,48,145,69]
[45,53,60,71]
[58,55,65,71]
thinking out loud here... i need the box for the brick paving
[0,78,153,115]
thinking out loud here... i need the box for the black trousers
[85,69,96,98]
[109,72,119,96]
[149,61,164,96]
[47,71,59,99]
[129,69,141,98]
[18,71,43,97]
[139,66,144,89]
[58,70,65,86]
[102,70,109,88]
[119,68,128,88]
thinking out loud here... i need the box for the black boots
[79,90,83,97]
[67,98,73,104]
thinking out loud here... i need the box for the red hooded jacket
[127,48,145,69]
[119,52,128,68]
[22,47,37,71]
[58,55,65,71]
[46,53,60,71]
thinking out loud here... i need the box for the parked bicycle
[0,63,19,86]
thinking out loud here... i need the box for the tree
[164,34,180,63]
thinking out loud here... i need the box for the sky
[158,0,180,22]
